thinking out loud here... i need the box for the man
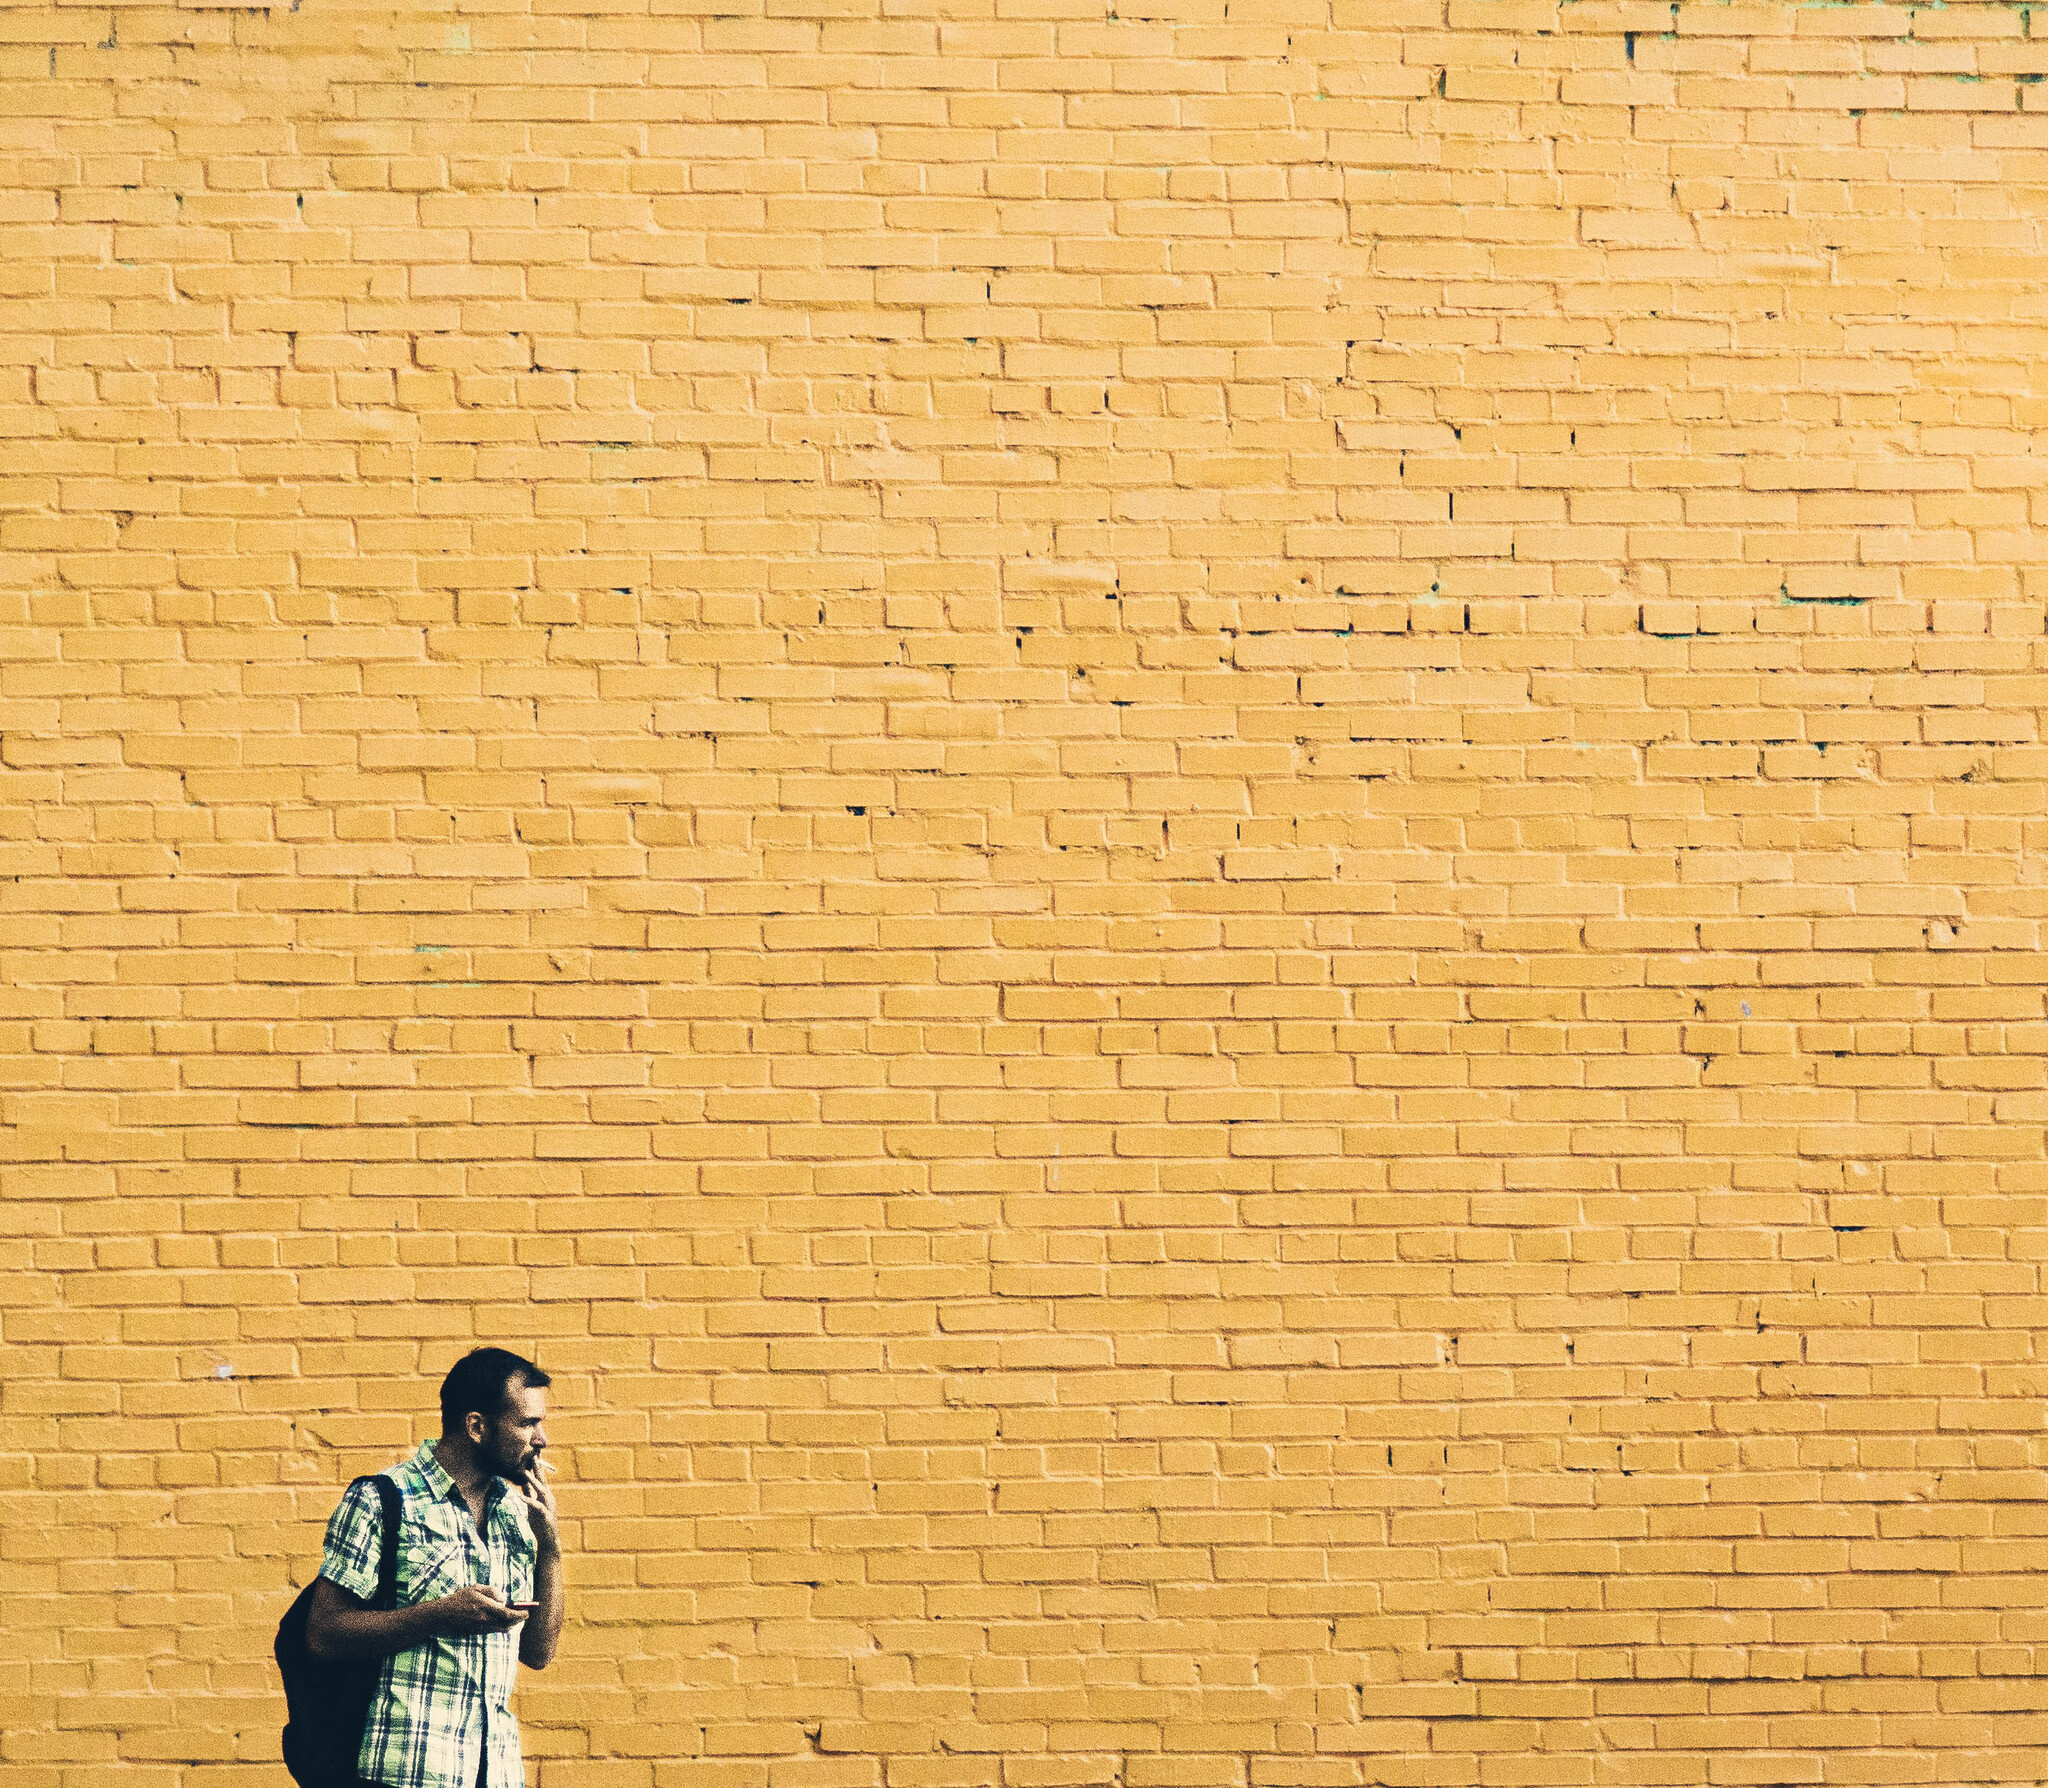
[305,1347,566,1788]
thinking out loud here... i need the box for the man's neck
[431,1435,494,1511]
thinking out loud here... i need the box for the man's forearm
[519,1546,564,1669]
[310,1597,449,1661]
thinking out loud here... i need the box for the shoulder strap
[371,1473,401,1609]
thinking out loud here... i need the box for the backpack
[275,1473,401,1788]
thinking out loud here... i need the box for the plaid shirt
[320,1440,537,1788]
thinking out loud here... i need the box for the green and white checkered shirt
[320,1439,537,1788]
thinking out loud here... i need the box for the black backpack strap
[371,1473,401,1610]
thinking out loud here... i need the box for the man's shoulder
[337,1451,429,1517]
[381,1449,430,1492]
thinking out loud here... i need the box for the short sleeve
[319,1477,385,1604]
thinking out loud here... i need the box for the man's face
[472,1380,548,1480]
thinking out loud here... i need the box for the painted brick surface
[7,0,2048,1782]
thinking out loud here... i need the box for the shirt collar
[415,1437,504,1513]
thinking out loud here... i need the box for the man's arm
[513,1461,564,1670]
[306,1576,531,1661]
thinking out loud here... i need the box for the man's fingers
[450,1584,532,1629]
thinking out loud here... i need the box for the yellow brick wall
[8,0,2048,1781]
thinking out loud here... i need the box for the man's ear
[465,1409,489,1445]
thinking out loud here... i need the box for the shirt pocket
[399,1512,472,1607]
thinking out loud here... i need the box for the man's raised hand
[513,1456,560,1554]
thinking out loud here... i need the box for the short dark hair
[440,1347,550,1434]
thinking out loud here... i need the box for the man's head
[439,1346,550,1479]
